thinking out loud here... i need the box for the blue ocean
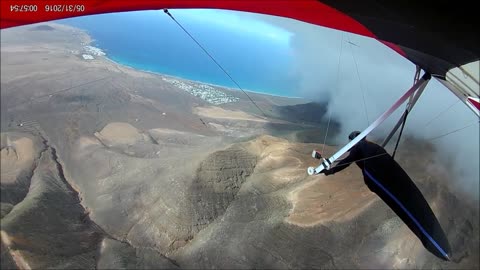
[60,10,299,97]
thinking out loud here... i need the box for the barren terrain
[1,23,478,269]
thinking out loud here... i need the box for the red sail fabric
[468,97,480,111]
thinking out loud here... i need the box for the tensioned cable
[330,152,390,168]
[329,120,475,168]
[391,109,409,159]
[427,120,479,141]
[163,9,268,118]
[334,120,479,167]
[423,98,461,128]
[347,35,370,126]
[321,32,344,154]
[390,67,423,158]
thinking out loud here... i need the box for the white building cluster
[163,78,239,105]
[84,45,106,56]
[79,45,106,61]
[82,54,94,60]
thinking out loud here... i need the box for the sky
[174,9,293,44]
[173,8,479,201]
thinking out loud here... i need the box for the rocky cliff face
[1,143,102,269]
[189,146,257,233]
[1,133,45,211]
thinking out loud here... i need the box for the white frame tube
[308,73,431,175]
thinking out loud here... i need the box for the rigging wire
[347,35,370,126]
[321,32,344,154]
[385,120,478,158]
[329,118,477,168]
[330,152,390,168]
[427,120,479,141]
[391,109,409,159]
[163,9,268,118]
[423,98,461,128]
[324,107,479,170]
[389,67,423,158]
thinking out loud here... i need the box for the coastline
[102,54,304,100]
[67,23,304,101]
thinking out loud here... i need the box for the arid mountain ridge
[1,23,478,269]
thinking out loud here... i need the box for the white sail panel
[440,61,480,117]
